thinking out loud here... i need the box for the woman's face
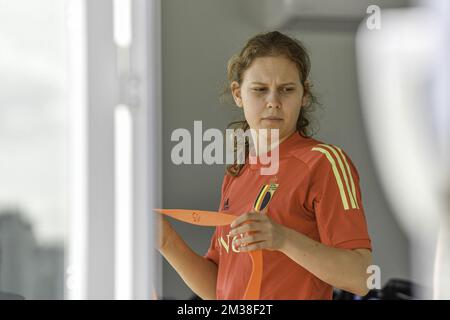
[231,55,307,144]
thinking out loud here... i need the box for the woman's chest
[221,162,317,235]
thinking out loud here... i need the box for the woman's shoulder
[289,139,358,177]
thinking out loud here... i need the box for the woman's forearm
[160,226,218,300]
[279,226,372,296]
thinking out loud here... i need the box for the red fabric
[204,132,372,300]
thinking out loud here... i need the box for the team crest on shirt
[253,183,279,212]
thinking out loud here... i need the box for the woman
[158,31,372,300]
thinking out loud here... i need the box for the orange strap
[154,208,262,300]
[154,209,235,226]
[155,183,279,300]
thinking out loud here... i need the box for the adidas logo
[223,198,229,211]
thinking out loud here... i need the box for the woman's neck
[250,129,295,156]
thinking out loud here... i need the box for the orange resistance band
[154,183,279,300]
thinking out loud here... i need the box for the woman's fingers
[234,233,267,247]
[228,209,280,252]
[238,241,267,252]
[229,221,264,237]
[230,211,266,228]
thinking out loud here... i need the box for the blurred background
[0,0,448,300]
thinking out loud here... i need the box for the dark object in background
[188,279,425,300]
[333,278,426,300]
[0,291,25,300]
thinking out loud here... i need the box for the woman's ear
[231,81,243,108]
[301,95,309,107]
[302,80,311,107]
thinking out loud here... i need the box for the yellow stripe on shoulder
[311,146,349,210]
[318,144,358,209]
[334,145,359,209]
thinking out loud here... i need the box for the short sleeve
[203,172,231,265]
[306,145,372,251]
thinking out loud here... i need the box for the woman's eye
[251,87,294,93]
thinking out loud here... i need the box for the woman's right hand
[156,214,174,252]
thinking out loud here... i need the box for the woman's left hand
[228,208,288,252]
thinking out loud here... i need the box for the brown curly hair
[221,31,320,177]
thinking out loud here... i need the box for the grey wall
[161,0,410,299]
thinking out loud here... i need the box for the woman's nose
[266,91,281,109]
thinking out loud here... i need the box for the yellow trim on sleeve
[318,144,357,209]
[311,147,349,210]
[335,146,359,209]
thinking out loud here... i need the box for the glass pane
[0,0,68,299]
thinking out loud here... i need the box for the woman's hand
[156,214,174,252]
[228,208,288,252]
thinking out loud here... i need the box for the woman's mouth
[262,117,283,122]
